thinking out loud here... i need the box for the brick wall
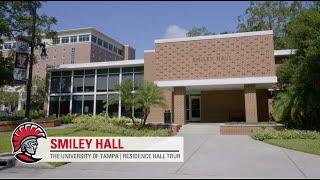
[154,34,275,81]
[91,44,122,62]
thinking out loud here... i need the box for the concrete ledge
[0,119,60,132]
[220,123,284,135]
[0,153,16,171]
[146,123,182,136]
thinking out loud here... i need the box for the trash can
[164,110,172,124]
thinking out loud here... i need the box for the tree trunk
[142,108,150,126]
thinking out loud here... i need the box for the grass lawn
[264,139,320,155]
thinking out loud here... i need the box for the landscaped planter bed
[220,122,285,135]
[146,123,182,136]
[0,119,60,132]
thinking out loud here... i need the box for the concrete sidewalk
[1,124,320,178]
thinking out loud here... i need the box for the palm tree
[135,82,165,126]
[105,80,165,126]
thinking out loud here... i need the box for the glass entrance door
[189,96,201,122]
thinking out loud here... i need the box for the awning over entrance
[154,76,277,89]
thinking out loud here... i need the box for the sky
[39,1,250,59]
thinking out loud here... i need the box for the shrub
[0,116,24,121]
[59,114,77,124]
[251,128,320,141]
[72,115,171,136]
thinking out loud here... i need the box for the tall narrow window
[50,71,61,93]
[97,69,108,92]
[84,70,95,92]
[60,71,71,93]
[83,95,94,114]
[72,95,83,115]
[73,70,84,93]
[71,48,75,64]
[108,68,120,91]
[59,96,70,116]
[98,38,103,46]
[96,94,107,115]
[108,94,119,117]
[49,96,59,117]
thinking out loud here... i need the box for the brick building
[46,30,295,124]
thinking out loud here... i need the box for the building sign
[13,41,29,83]
[193,55,231,63]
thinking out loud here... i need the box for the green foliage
[0,88,19,107]
[30,77,46,111]
[59,113,77,124]
[186,26,214,37]
[250,128,320,141]
[105,81,165,126]
[0,116,24,121]
[237,1,306,49]
[0,1,57,86]
[0,54,14,87]
[274,8,320,130]
[135,82,165,125]
[72,115,171,136]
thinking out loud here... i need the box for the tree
[0,88,19,112]
[135,82,165,126]
[105,80,165,126]
[0,1,57,86]
[237,1,306,49]
[273,8,320,130]
[187,26,214,37]
[105,80,138,125]
[30,77,45,111]
[0,53,14,87]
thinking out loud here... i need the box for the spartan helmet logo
[11,122,47,163]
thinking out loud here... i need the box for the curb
[0,153,17,171]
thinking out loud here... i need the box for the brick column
[244,84,258,123]
[173,87,186,125]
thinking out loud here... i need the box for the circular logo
[11,122,47,164]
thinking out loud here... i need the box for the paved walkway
[1,123,320,178]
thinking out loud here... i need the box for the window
[12,43,16,49]
[60,71,71,93]
[83,95,94,114]
[96,95,107,115]
[98,38,103,46]
[73,70,84,93]
[91,35,97,43]
[71,36,77,43]
[108,68,120,91]
[50,72,61,93]
[53,38,60,44]
[103,41,108,49]
[71,48,75,64]
[108,94,119,117]
[59,96,70,116]
[118,49,122,55]
[72,95,83,115]
[49,96,59,117]
[4,43,12,49]
[84,70,95,92]
[113,46,118,53]
[97,69,108,92]
[61,37,69,43]
[122,67,134,90]
[79,35,89,42]
[108,43,113,51]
